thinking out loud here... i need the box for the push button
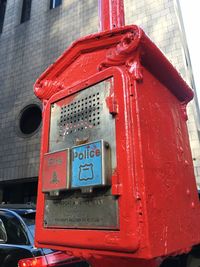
[42,148,70,192]
[71,140,111,189]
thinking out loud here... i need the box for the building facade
[0,0,199,203]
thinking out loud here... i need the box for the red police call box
[34,25,200,265]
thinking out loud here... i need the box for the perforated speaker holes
[59,92,101,136]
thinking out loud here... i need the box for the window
[0,219,7,243]
[18,104,42,137]
[0,0,7,33]
[0,212,29,245]
[21,0,32,23]
[50,0,62,9]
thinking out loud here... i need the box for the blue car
[0,204,89,267]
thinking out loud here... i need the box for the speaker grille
[49,78,116,172]
[59,92,101,137]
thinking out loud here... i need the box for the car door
[0,210,33,267]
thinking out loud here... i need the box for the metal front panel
[45,78,118,230]
[49,78,116,170]
[44,189,119,229]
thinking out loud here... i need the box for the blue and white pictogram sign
[71,141,103,188]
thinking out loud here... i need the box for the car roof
[8,209,36,216]
[0,208,35,218]
[0,204,36,216]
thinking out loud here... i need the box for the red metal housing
[34,25,200,265]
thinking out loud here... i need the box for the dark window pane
[0,212,29,245]
[21,0,32,23]
[19,104,42,136]
[0,0,7,33]
[21,213,35,237]
[50,0,62,9]
[0,219,7,243]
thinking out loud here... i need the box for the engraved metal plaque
[44,190,119,229]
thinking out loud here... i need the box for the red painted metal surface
[34,25,200,267]
[98,0,125,31]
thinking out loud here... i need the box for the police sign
[71,140,111,188]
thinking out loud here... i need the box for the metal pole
[98,0,125,31]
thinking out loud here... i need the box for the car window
[0,218,7,243]
[0,212,29,245]
[21,212,35,238]
[22,217,35,237]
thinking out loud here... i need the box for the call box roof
[34,25,193,103]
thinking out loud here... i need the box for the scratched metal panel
[44,189,119,229]
[49,78,116,170]
[47,78,118,229]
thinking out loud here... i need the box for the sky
[179,0,200,104]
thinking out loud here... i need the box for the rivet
[186,189,190,195]
[184,160,189,166]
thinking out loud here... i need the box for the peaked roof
[34,25,193,103]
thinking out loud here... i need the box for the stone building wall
[124,0,200,188]
[0,0,199,188]
[0,0,98,183]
